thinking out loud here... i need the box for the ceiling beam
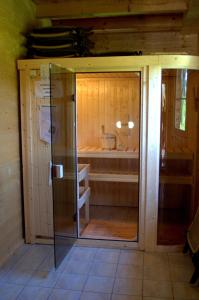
[35,0,188,19]
[52,14,183,32]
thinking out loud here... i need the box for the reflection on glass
[175,69,188,131]
[157,69,198,245]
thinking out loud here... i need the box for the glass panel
[50,64,77,267]
[175,69,188,131]
[76,72,141,241]
[158,69,199,245]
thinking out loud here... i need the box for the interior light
[116,121,122,128]
[128,121,134,129]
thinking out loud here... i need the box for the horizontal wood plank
[35,0,188,18]
[53,14,183,32]
[91,32,198,55]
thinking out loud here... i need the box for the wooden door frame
[18,55,199,251]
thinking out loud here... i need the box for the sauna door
[50,64,77,268]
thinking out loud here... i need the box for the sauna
[76,72,141,241]
[17,56,199,265]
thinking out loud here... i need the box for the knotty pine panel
[76,73,140,152]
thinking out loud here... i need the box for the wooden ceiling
[32,0,199,55]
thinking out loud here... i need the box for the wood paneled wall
[76,73,140,151]
[0,0,36,265]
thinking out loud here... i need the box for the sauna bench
[88,173,193,184]
[78,148,139,159]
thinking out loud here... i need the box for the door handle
[52,164,64,179]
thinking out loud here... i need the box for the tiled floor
[0,244,199,300]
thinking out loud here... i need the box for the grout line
[110,248,121,299]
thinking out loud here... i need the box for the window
[175,69,188,131]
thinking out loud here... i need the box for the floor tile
[168,253,193,267]
[48,289,81,300]
[144,253,169,267]
[84,275,114,293]
[119,251,143,266]
[112,295,142,300]
[173,282,199,299]
[17,286,52,300]
[116,264,143,279]
[143,280,173,298]
[95,249,120,264]
[113,278,142,296]
[0,283,24,300]
[90,262,117,277]
[170,264,194,282]
[144,264,170,281]
[0,245,31,281]
[37,254,55,272]
[55,273,87,291]
[69,247,96,262]
[3,268,34,285]
[80,291,111,299]
[27,270,61,287]
[64,259,92,275]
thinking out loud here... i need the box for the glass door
[50,64,77,268]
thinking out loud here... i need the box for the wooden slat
[53,14,183,32]
[89,172,139,182]
[35,0,188,18]
[91,31,198,55]
[78,149,139,159]
[78,187,91,209]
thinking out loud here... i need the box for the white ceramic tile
[144,253,169,267]
[48,288,81,300]
[69,247,96,262]
[95,249,120,264]
[17,286,52,300]
[55,273,87,291]
[90,262,117,277]
[80,291,111,300]
[113,278,142,296]
[64,259,92,275]
[37,254,55,272]
[84,276,114,293]
[173,282,199,299]
[3,268,34,285]
[144,264,170,281]
[168,253,193,267]
[143,280,173,298]
[0,283,23,300]
[27,270,61,288]
[0,245,31,280]
[119,251,143,266]
[14,250,47,271]
[116,264,143,279]
[112,295,142,300]
[170,264,194,282]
